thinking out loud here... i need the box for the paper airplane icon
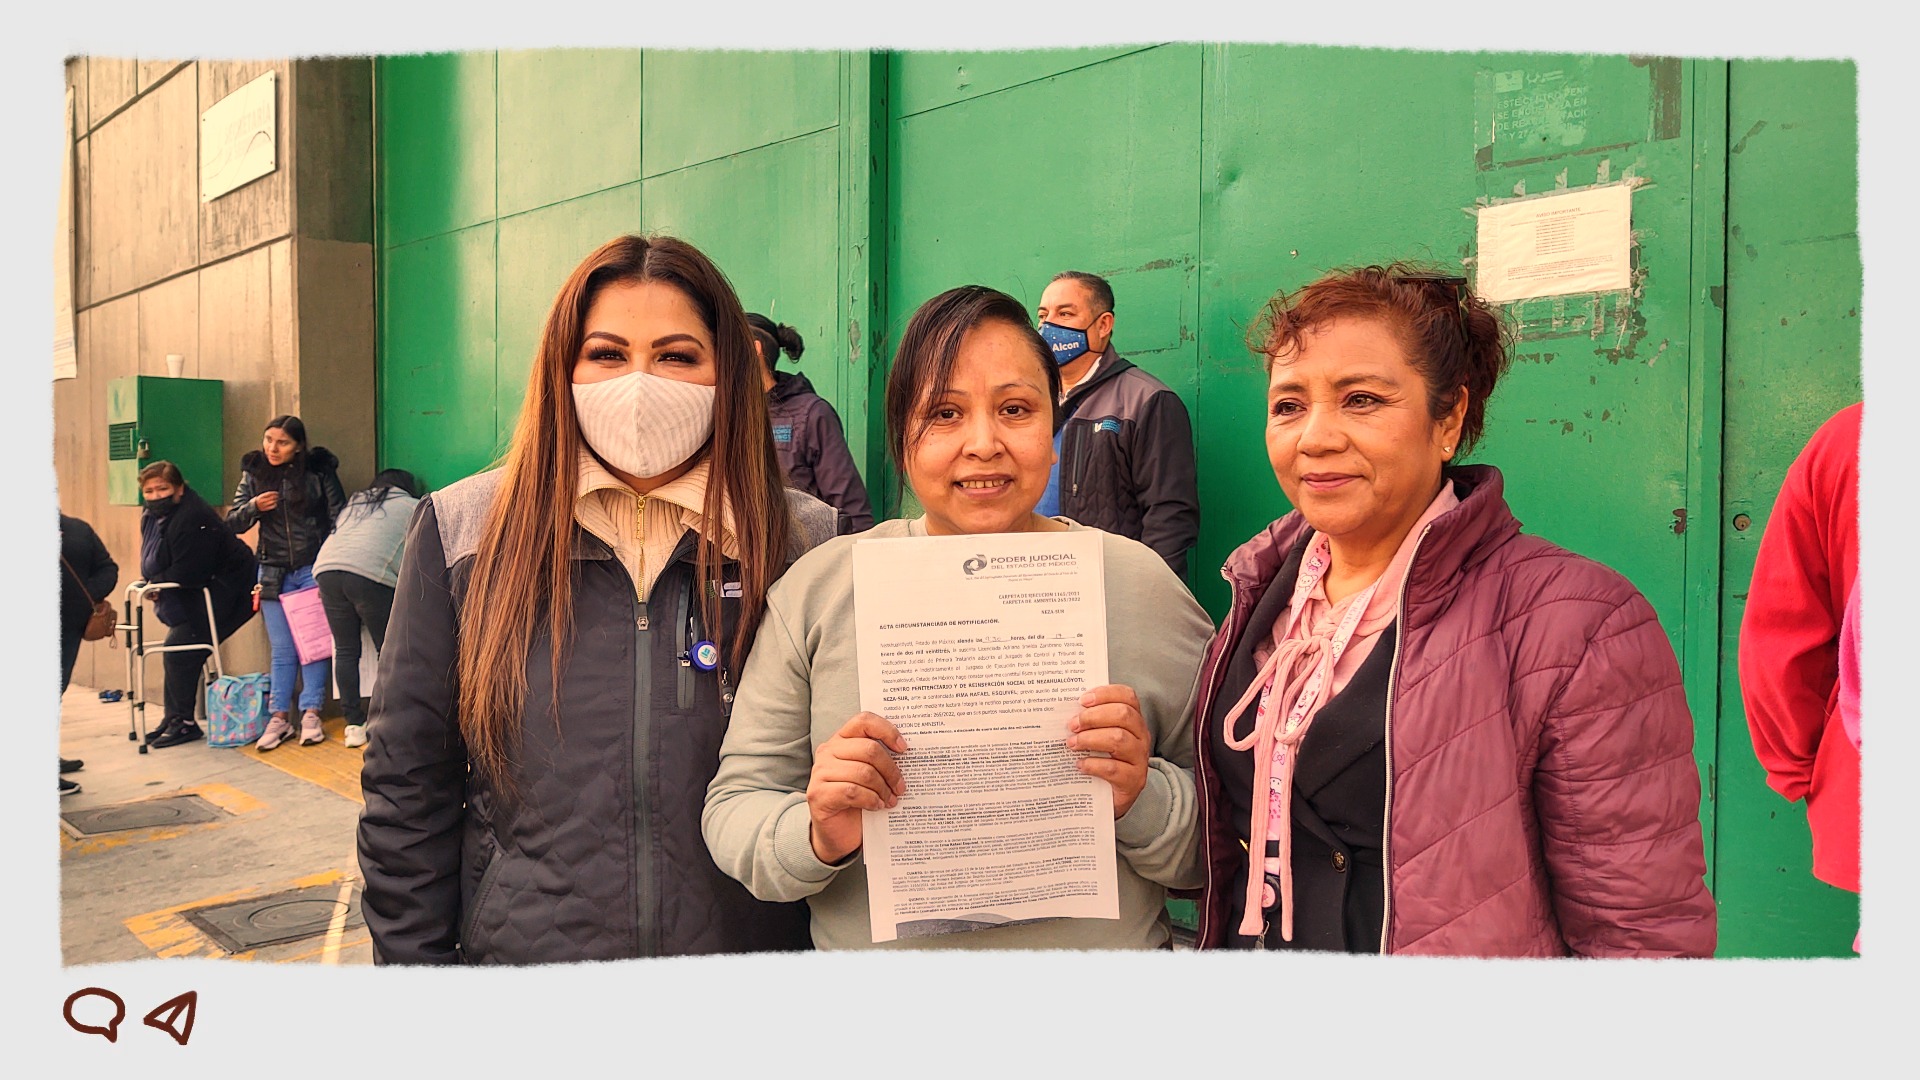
[143,991,197,1046]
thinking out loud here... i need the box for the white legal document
[853,529,1119,943]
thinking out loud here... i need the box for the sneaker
[299,709,325,746]
[59,757,84,774]
[144,716,182,745]
[60,776,81,796]
[343,724,368,749]
[151,720,204,749]
[257,712,295,751]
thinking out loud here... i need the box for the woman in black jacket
[228,415,346,750]
[357,234,836,965]
[58,512,118,794]
[137,461,259,748]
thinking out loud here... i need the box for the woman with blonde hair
[358,234,837,964]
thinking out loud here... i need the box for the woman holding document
[704,285,1211,949]
[357,234,838,964]
[1191,264,1715,956]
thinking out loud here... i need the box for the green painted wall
[373,47,1861,957]
[1712,59,1862,958]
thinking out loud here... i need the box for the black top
[1206,535,1395,952]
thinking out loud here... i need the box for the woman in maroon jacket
[1194,265,1716,956]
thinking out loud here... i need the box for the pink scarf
[1218,481,1459,942]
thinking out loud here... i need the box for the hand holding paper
[808,713,909,863]
[1068,684,1151,819]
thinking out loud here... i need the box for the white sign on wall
[200,70,277,202]
[1475,183,1634,303]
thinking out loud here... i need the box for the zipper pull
[635,600,649,632]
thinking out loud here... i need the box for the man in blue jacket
[1035,270,1201,578]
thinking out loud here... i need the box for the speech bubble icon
[63,987,127,1042]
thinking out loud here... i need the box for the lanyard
[1218,532,1380,942]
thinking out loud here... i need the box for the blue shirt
[1036,426,1066,518]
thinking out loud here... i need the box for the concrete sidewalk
[58,682,372,965]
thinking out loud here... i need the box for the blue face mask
[1037,320,1093,366]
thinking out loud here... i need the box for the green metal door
[1712,59,1861,958]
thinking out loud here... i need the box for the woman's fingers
[834,711,908,754]
[810,757,902,807]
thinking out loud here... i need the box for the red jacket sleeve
[1737,407,1857,803]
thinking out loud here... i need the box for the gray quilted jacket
[357,468,837,964]
[1193,465,1717,956]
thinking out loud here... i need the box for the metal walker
[117,581,225,752]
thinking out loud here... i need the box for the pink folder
[277,584,335,666]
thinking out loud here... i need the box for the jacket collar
[768,369,816,402]
[1220,464,1519,610]
[1062,348,1132,410]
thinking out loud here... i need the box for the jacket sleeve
[1534,592,1717,958]
[1111,560,1210,890]
[320,466,348,531]
[80,520,119,602]
[227,470,261,533]
[1130,389,1200,580]
[703,590,853,903]
[1737,448,1838,804]
[356,497,468,964]
[804,399,875,534]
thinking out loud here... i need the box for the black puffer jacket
[357,469,838,964]
[227,447,347,569]
[140,485,259,627]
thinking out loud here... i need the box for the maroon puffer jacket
[1193,465,1716,956]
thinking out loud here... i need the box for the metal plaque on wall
[200,70,277,202]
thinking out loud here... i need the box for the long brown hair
[457,234,793,791]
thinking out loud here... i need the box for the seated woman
[1192,264,1716,956]
[136,461,259,749]
[704,285,1212,950]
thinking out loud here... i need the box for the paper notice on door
[852,528,1118,944]
[1475,184,1633,303]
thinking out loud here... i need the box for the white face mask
[572,369,718,480]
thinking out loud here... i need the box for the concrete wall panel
[137,60,186,94]
[294,239,378,494]
[70,295,137,689]
[87,57,136,130]
[74,133,92,308]
[291,58,374,244]
[66,57,88,130]
[199,60,293,262]
[136,270,200,378]
[197,244,283,496]
[88,70,198,300]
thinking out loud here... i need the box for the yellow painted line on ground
[320,878,356,964]
[59,782,268,856]
[236,716,366,804]
[123,868,350,962]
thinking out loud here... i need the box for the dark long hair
[252,414,312,511]
[883,285,1063,484]
[356,468,422,513]
[745,312,805,366]
[458,234,794,792]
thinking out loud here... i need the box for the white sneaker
[344,724,368,748]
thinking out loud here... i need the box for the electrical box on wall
[106,375,225,506]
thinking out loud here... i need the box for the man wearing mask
[1035,270,1200,578]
